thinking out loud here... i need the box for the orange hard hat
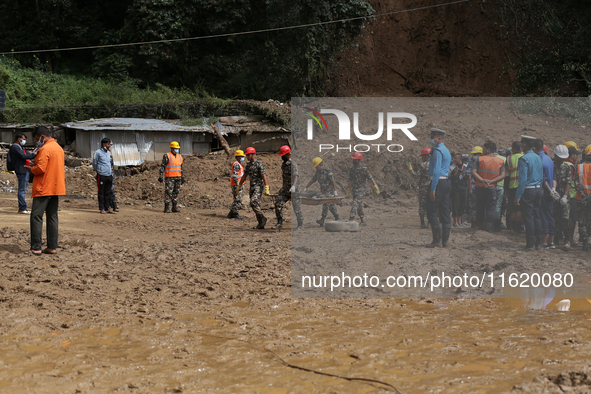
[245,147,256,154]
[278,145,291,156]
[351,152,363,160]
[420,148,432,155]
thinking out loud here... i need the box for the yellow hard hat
[234,149,245,157]
[564,141,578,150]
[585,144,591,155]
[471,146,483,154]
[170,141,180,149]
[312,157,323,167]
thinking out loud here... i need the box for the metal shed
[64,118,216,166]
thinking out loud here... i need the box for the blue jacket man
[515,135,543,250]
[426,128,452,248]
[9,134,36,213]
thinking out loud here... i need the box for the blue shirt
[93,148,113,176]
[515,149,543,200]
[428,142,451,191]
[537,151,554,194]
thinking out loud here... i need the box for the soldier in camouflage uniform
[236,147,270,229]
[302,157,339,226]
[347,152,379,226]
[228,149,246,219]
[553,145,573,248]
[273,145,303,230]
[158,141,184,213]
[409,148,432,228]
[574,147,591,250]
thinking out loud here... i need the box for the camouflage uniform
[309,166,339,220]
[349,165,373,220]
[159,154,183,204]
[245,159,266,222]
[275,159,304,224]
[230,161,244,215]
[554,162,572,242]
[411,161,431,218]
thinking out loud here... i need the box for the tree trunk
[210,123,232,157]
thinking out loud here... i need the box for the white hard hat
[554,144,569,159]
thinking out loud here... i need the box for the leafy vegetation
[0,0,374,101]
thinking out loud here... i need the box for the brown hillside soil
[328,0,516,97]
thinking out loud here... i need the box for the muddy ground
[1,147,591,393]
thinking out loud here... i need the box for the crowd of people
[411,129,591,251]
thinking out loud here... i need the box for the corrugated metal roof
[64,118,232,133]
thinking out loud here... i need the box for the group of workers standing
[411,129,591,251]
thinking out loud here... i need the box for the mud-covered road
[2,182,591,393]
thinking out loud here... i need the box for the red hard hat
[420,148,432,155]
[278,145,291,156]
[245,147,256,154]
[351,152,363,160]
[543,144,549,154]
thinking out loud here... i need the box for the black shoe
[316,218,325,227]
[227,211,234,218]
[164,203,171,213]
[256,216,267,229]
[235,214,244,220]
[420,216,427,229]
[172,202,181,212]
[359,218,367,226]
[442,224,451,247]
[272,218,283,230]
[524,239,535,251]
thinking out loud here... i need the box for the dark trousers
[97,174,114,211]
[426,179,451,226]
[521,187,542,241]
[451,189,467,217]
[475,186,497,224]
[30,196,59,251]
[540,192,555,235]
[17,172,29,211]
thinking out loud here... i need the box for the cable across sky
[0,0,470,56]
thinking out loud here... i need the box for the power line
[0,0,470,56]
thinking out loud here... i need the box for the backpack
[6,148,15,171]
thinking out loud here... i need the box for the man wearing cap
[553,144,574,249]
[533,138,556,249]
[514,136,543,250]
[237,147,270,229]
[273,145,303,230]
[574,146,591,251]
[505,141,524,232]
[302,157,339,227]
[408,148,432,228]
[467,146,482,227]
[158,141,184,213]
[346,152,379,226]
[426,128,452,247]
[471,142,505,232]
[92,137,116,214]
[228,149,246,219]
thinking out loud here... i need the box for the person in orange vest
[158,141,184,213]
[24,126,66,256]
[228,149,245,219]
[470,141,506,232]
[574,145,591,251]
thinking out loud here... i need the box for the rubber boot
[359,217,367,226]
[484,221,493,233]
[442,224,451,247]
[272,218,283,230]
[427,224,442,248]
[234,213,244,219]
[227,211,234,218]
[295,218,304,231]
[524,238,535,251]
[493,219,501,232]
[316,216,326,227]
[334,214,340,221]
[420,215,427,229]
[256,216,267,229]
[164,202,171,213]
[172,201,181,212]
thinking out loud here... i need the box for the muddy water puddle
[1,299,591,392]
